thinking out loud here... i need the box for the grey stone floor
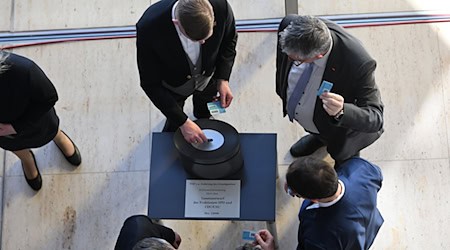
[1,1,450,249]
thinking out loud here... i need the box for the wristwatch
[334,109,344,121]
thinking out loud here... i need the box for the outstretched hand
[319,92,344,116]
[254,229,275,250]
[217,79,233,108]
[179,119,208,144]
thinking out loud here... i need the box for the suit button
[187,75,192,79]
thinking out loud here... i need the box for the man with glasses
[254,156,384,249]
[136,0,237,143]
[276,15,384,164]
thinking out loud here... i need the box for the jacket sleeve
[335,60,384,133]
[136,23,188,127]
[212,1,237,81]
[11,62,58,133]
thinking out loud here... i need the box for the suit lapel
[323,31,340,81]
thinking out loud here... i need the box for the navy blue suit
[297,157,384,250]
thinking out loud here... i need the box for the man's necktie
[287,63,314,121]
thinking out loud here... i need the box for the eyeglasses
[287,186,301,198]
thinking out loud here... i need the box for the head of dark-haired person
[175,0,214,42]
[286,157,338,200]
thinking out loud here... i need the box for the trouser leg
[193,79,218,119]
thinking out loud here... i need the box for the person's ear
[172,19,179,25]
[315,54,324,59]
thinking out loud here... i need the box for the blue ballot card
[317,80,333,96]
[242,230,257,241]
[207,101,226,115]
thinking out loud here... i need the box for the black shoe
[56,131,82,166]
[22,150,42,191]
[289,134,325,157]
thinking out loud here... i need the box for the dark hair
[279,15,331,59]
[176,0,214,41]
[286,157,338,199]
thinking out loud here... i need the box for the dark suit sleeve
[276,15,297,114]
[336,60,383,133]
[212,1,237,81]
[136,22,188,127]
[11,62,58,132]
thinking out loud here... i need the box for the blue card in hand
[317,80,333,96]
[242,230,256,241]
[207,101,226,115]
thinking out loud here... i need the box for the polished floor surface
[1,1,450,249]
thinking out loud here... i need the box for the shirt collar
[306,180,345,210]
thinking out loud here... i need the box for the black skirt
[0,108,59,151]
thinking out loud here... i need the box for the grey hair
[279,15,331,59]
[0,50,10,74]
[132,237,175,250]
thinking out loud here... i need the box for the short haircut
[0,50,10,74]
[132,237,175,250]
[286,157,338,199]
[176,0,214,41]
[279,15,332,59]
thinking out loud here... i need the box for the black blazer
[136,0,237,126]
[276,15,384,161]
[0,53,58,133]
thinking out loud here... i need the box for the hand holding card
[317,80,334,96]
[207,101,226,115]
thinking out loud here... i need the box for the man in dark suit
[115,215,181,250]
[136,0,237,144]
[276,15,384,163]
[256,156,384,249]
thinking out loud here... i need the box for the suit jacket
[298,157,384,249]
[115,215,176,250]
[276,15,384,161]
[136,0,237,127]
[0,53,58,133]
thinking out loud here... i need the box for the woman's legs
[13,149,38,179]
[52,129,75,157]
[53,129,82,166]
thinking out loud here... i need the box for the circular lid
[190,129,224,151]
[173,119,240,164]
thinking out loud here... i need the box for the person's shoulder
[327,21,374,64]
[136,0,173,29]
[340,157,382,178]
[208,0,233,16]
[3,53,35,72]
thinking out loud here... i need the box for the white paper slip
[185,179,241,218]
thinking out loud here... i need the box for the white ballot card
[185,179,240,218]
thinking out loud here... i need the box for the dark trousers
[162,79,218,132]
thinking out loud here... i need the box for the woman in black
[0,51,82,191]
